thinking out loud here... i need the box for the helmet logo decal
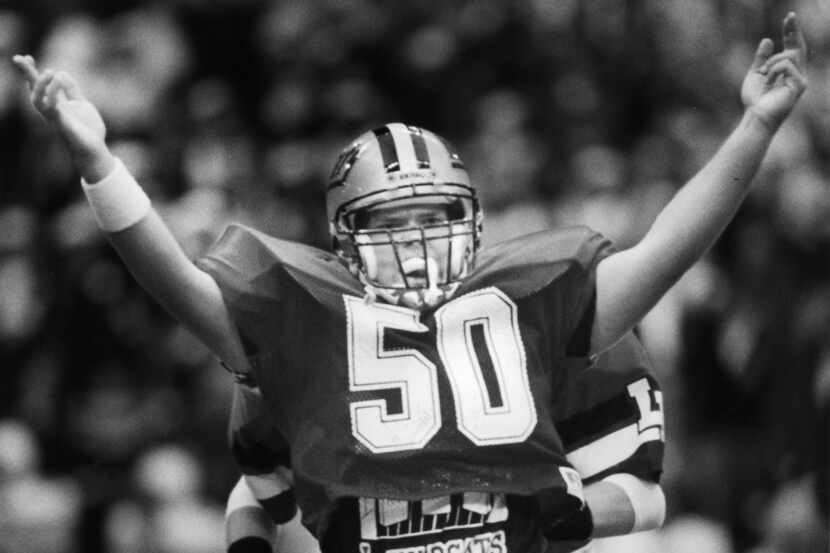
[328,141,362,190]
[371,126,401,173]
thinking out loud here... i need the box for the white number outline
[435,287,537,445]
[345,296,442,453]
[345,287,537,453]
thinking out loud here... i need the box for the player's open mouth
[402,258,426,275]
[402,258,437,282]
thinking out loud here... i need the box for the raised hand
[741,12,808,131]
[12,54,114,180]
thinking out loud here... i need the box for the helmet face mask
[327,124,482,309]
[350,196,477,285]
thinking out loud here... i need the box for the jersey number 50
[345,288,538,453]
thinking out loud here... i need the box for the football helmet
[327,123,482,309]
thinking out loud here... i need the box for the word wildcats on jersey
[358,493,507,553]
[365,530,506,553]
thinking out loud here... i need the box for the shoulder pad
[197,224,363,307]
[459,227,613,298]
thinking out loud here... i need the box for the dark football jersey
[226,332,665,553]
[554,332,664,484]
[199,224,612,553]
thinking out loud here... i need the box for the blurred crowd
[0,0,828,552]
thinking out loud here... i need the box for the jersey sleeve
[228,385,298,524]
[197,224,290,308]
[553,331,665,483]
[196,224,289,378]
[558,228,614,358]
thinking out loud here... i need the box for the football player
[14,12,806,553]
[223,330,665,553]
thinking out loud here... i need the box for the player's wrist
[742,107,781,137]
[76,147,117,184]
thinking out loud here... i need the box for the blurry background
[0,0,828,552]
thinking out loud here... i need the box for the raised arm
[13,55,249,372]
[590,13,808,353]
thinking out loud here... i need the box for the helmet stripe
[371,126,400,173]
[389,123,418,173]
[407,126,431,170]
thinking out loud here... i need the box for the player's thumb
[751,38,775,71]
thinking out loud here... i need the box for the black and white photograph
[0,1,826,552]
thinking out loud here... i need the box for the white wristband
[602,473,666,532]
[81,157,151,232]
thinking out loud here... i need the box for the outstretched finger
[782,12,807,65]
[11,54,39,88]
[751,38,775,71]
